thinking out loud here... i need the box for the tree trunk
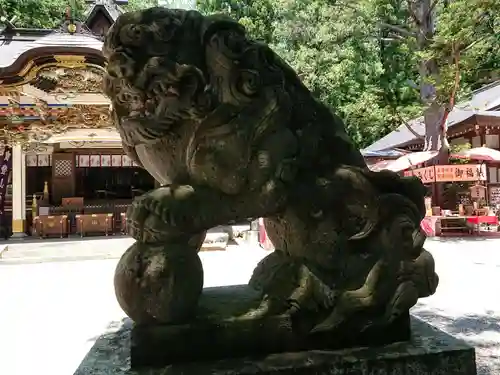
[416,0,446,149]
[415,0,449,206]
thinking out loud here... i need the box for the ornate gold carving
[38,66,104,93]
[1,59,111,144]
[49,105,112,128]
[0,88,20,98]
[67,24,77,34]
[0,104,112,144]
[2,63,105,88]
[54,55,87,68]
[18,60,35,77]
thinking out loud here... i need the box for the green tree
[199,0,414,148]
[0,0,157,29]
[0,0,86,28]
[198,0,499,150]
[360,0,500,153]
[270,0,392,147]
[198,0,276,43]
[124,0,158,11]
[3,0,497,150]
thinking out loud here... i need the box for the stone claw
[125,188,183,242]
[310,309,345,333]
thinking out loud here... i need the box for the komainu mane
[103,7,438,336]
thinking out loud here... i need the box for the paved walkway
[414,237,500,375]
[0,237,133,264]
[0,225,251,264]
[0,237,498,374]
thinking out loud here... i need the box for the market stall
[399,151,500,236]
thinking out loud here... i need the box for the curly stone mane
[103,7,366,171]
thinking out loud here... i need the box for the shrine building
[0,0,157,238]
[362,82,500,212]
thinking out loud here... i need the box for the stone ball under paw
[114,240,204,324]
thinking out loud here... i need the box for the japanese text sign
[408,166,435,184]
[404,164,487,183]
[434,164,486,182]
[489,186,500,205]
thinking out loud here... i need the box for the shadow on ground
[74,318,133,375]
[413,306,500,375]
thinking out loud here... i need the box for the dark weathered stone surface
[74,316,476,375]
[103,7,439,339]
[131,285,410,367]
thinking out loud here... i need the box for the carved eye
[157,19,180,42]
[237,70,260,96]
[120,24,146,46]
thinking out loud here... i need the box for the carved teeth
[167,86,179,96]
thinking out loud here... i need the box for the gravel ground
[0,236,498,374]
[412,237,500,375]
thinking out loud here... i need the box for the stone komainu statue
[103,8,438,333]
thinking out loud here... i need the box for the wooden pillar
[22,148,26,216]
[51,153,76,204]
[11,144,27,238]
[479,125,486,146]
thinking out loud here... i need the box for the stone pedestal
[74,313,476,375]
[131,285,411,367]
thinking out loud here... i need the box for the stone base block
[131,285,411,368]
[74,314,477,375]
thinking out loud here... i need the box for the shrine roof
[363,81,500,152]
[0,32,103,78]
[84,0,125,25]
[0,1,122,75]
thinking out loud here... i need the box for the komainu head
[103,8,299,147]
[102,8,220,145]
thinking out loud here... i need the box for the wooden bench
[75,213,114,237]
[33,215,69,238]
[439,217,471,234]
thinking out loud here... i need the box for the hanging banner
[0,145,12,216]
[74,154,138,167]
